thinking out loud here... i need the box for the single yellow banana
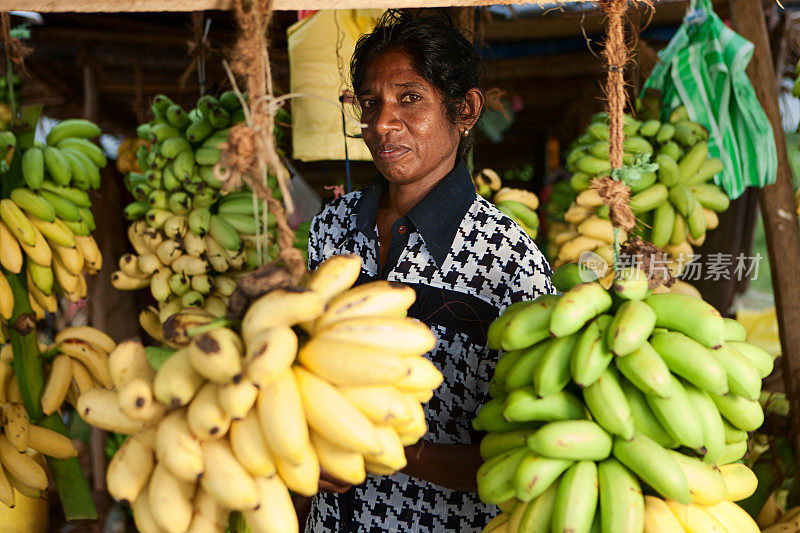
[188,327,243,384]
[643,495,684,533]
[315,316,436,356]
[0,219,23,273]
[0,461,14,508]
[2,402,30,451]
[339,385,415,426]
[139,307,167,344]
[187,486,230,533]
[74,234,102,272]
[52,243,85,275]
[55,326,115,355]
[200,438,259,511]
[298,338,411,387]
[41,354,73,415]
[118,378,165,422]
[310,431,366,485]
[313,280,416,332]
[153,348,204,407]
[217,377,259,420]
[111,270,151,290]
[364,425,407,473]
[241,288,324,344]
[243,474,299,533]
[0,275,13,320]
[148,462,195,533]
[27,424,77,459]
[76,388,148,435]
[131,485,165,533]
[155,410,204,483]
[108,339,152,388]
[52,254,81,293]
[19,223,52,267]
[274,441,320,497]
[244,326,297,388]
[256,368,309,465]
[705,500,760,533]
[230,409,276,477]
[306,254,362,303]
[0,434,48,490]
[186,382,231,440]
[70,359,97,394]
[393,397,427,446]
[106,426,156,504]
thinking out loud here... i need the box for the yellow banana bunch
[81,254,442,532]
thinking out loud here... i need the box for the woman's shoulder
[468,196,539,254]
[311,189,363,229]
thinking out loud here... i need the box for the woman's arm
[401,442,482,492]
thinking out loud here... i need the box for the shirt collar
[354,160,476,268]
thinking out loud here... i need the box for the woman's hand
[318,469,355,494]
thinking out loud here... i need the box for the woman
[305,11,554,532]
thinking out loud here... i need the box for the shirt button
[397,225,407,235]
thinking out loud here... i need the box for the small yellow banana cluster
[78,254,443,533]
[761,503,800,532]
[0,326,116,419]
[483,462,759,533]
[0,327,107,509]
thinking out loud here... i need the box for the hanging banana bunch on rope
[548,106,730,278]
[0,121,106,322]
[475,264,773,533]
[0,326,115,507]
[79,254,443,533]
[116,92,307,322]
[473,168,540,240]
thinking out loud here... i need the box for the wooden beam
[730,0,800,459]
[9,0,593,11]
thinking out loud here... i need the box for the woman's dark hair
[350,10,489,159]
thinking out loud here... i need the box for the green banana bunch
[550,103,732,274]
[0,122,108,323]
[115,92,305,322]
[474,263,770,530]
[470,170,540,240]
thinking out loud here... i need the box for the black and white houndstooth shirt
[305,160,554,532]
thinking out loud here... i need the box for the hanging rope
[1,13,31,78]
[219,0,307,318]
[178,12,212,93]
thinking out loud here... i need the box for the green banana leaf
[642,0,777,199]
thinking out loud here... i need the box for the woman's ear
[461,88,485,131]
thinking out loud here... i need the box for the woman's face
[357,49,461,185]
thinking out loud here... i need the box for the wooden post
[730,0,800,458]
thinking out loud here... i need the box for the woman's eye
[360,98,376,108]
[401,93,420,103]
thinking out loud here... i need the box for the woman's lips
[375,145,409,161]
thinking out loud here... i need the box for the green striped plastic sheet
[642,0,776,199]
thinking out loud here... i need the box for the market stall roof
[14,0,595,11]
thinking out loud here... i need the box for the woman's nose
[371,102,402,135]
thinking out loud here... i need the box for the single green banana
[160,137,192,160]
[46,118,101,146]
[552,263,590,292]
[721,419,747,444]
[651,200,676,248]
[614,341,672,398]
[206,106,231,129]
[162,166,182,191]
[726,341,773,378]
[151,94,175,117]
[550,282,612,337]
[570,314,613,388]
[186,118,214,143]
[674,121,709,147]
[722,319,747,342]
[150,123,181,143]
[621,379,678,448]
[146,208,172,229]
[576,156,612,176]
[195,147,222,166]
[589,141,610,159]
[172,150,196,180]
[188,207,212,237]
[505,340,552,391]
[584,367,634,440]
[623,136,653,155]
[709,393,764,432]
[606,300,656,357]
[551,461,598,533]
[639,119,661,138]
[166,104,191,129]
[476,447,529,505]
[78,207,95,231]
[39,190,81,222]
[39,181,91,207]
[669,106,690,124]
[683,384,726,465]
[717,440,747,464]
[628,171,658,194]
[690,183,730,213]
[710,344,761,401]
[598,458,644,533]
[527,420,612,461]
[22,147,45,190]
[513,452,572,502]
[28,261,54,294]
[670,212,689,245]
[503,389,585,423]
[612,432,690,504]
[488,301,536,350]
[656,123,676,143]
[686,203,706,240]
[168,192,192,216]
[656,153,680,187]
[533,333,580,397]
[645,294,725,348]
[147,189,168,210]
[630,184,668,214]
[677,142,708,183]
[685,157,724,185]
[658,141,683,162]
[123,202,150,221]
[587,123,610,141]
[502,294,560,351]
[199,165,224,188]
[60,150,91,190]
[197,95,219,116]
[218,213,259,235]
[668,184,698,218]
[514,479,560,533]
[611,267,649,301]
[570,172,592,192]
[646,375,705,449]
[650,330,728,395]
[10,188,55,222]
[43,146,72,185]
[480,431,535,460]
[473,398,539,433]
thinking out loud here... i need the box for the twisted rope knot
[590,176,636,231]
